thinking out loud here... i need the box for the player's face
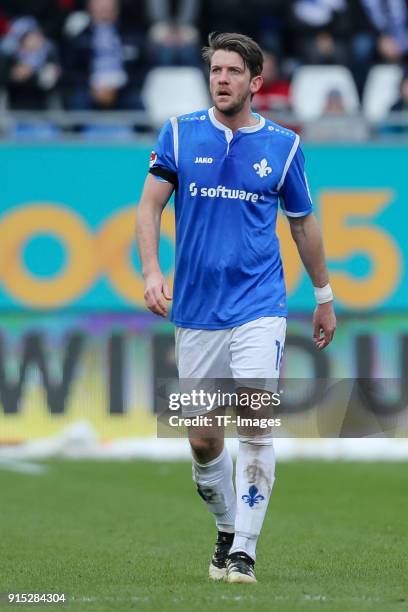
[209,50,261,116]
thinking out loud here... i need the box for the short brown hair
[202,32,263,79]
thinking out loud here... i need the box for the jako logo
[189,182,259,203]
[194,157,213,164]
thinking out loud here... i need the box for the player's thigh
[175,327,233,416]
[175,327,231,378]
[230,317,286,438]
[230,316,287,386]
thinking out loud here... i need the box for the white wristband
[314,283,333,304]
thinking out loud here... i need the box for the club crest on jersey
[253,158,272,178]
[194,156,213,164]
[149,151,158,168]
[242,485,265,507]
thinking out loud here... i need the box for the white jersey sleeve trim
[170,116,179,168]
[277,133,300,192]
[284,209,312,218]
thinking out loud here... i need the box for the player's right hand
[143,272,172,317]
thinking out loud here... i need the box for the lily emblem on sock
[242,485,265,507]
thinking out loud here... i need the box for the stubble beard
[213,90,251,117]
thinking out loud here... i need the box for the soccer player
[136,32,336,583]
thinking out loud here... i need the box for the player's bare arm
[136,175,174,317]
[288,213,336,350]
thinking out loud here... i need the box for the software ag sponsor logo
[189,182,260,203]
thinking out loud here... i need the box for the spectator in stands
[146,0,201,67]
[303,87,369,141]
[287,0,353,66]
[348,0,380,97]
[360,0,408,66]
[252,50,291,113]
[199,1,290,59]
[0,17,61,110]
[0,0,76,44]
[322,88,348,115]
[63,0,146,110]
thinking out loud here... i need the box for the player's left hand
[313,302,336,350]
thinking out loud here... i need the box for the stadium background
[0,3,407,609]
[0,143,407,446]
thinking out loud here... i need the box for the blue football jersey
[149,107,313,329]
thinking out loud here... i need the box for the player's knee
[189,437,222,463]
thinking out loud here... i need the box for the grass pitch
[0,459,407,611]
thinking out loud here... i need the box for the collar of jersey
[208,107,265,134]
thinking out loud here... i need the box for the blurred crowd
[0,0,407,129]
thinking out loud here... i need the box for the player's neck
[213,106,260,133]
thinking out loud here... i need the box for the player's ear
[250,75,263,95]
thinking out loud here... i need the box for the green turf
[0,460,407,611]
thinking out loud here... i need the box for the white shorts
[175,316,286,415]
